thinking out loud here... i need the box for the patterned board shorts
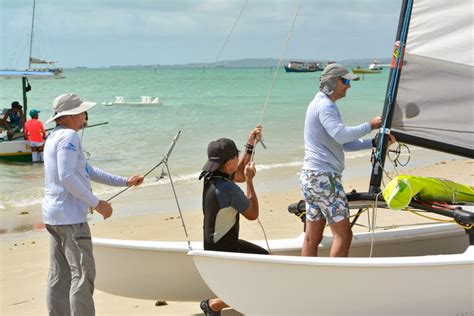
[300,170,349,225]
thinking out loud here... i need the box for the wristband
[245,143,254,154]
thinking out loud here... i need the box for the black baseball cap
[202,138,239,173]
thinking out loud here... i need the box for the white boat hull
[93,223,468,303]
[190,224,472,315]
[103,96,162,106]
[0,139,32,162]
[93,237,302,301]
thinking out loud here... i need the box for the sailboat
[1,0,64,79]
[93,1,473,310]
[188,0,474,314]
[27,0,64,78]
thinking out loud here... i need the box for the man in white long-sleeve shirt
[301,64,384,258]
[43,93,144,316]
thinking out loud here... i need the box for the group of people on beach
[41,63,394,315]
[1,101,47,162]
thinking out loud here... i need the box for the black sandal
[200,299,222,316]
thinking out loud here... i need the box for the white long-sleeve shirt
[303,92,373,174]
[42,126,127,225]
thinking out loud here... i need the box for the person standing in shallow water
[24,108,47,162]
[198,126,268,316]
[42,93,144,316]
[300,63,393,258]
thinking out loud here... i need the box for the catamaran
[189,0,474,314]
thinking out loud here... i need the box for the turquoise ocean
[0,67,391,228]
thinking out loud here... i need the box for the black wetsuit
[202,171,268,254]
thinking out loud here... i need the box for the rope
[106,1,251,246]
[368,192,382,257]
[250,0,302,253]
[106,159,165,202]
[165,162,193,250]
[406,208,472,230]
[112,2,251,245]
[257,219,271,254]
[257,0,302,126]
[178,0,249,132]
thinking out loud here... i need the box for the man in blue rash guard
[198,127,267,315]
[42,93,144,316]
[301,63,391,258]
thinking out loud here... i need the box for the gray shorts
[300,170,349,225]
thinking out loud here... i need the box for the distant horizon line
[63,57,390,70]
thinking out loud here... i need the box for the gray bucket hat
[319,63,359,95]
[46,93,96,124]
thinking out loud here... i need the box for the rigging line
[105,160,165,203]
[90,4,248,243]
[165,161,193,250]
[257,0,302,126]
[251,0,302,162]
[7,37,24,68]
[250,0,302,253]
[369,192,382,257]
[177,0,249,132]
[257,219,271,254]
[155,1,248,244]
[405,201,472,229]
[106,130,181,202]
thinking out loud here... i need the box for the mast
[22,77,28,119]
[368,0,413,195]
[28,0,36,69]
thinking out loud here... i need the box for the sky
[0,0,403,68]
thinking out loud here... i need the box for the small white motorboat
[103,96,162,106]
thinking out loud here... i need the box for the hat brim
[46,101,96,124]
[202,159,222,173]
[342,73,360,81]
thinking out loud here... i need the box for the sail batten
[392,0,473,156]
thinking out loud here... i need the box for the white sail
[393,0,474,156]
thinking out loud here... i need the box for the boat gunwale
[190,244,474,268]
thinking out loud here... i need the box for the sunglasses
[340,78,351,86]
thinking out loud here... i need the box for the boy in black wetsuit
[198,126,267,315]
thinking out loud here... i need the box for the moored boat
[352,66,382,74]
[103,96,162,106]
[0,70,55,163]
[369,59,384,70]
[284,61,323,73]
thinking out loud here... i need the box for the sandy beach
[1,154,472,315]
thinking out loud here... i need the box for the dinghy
[190,0,474,314]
